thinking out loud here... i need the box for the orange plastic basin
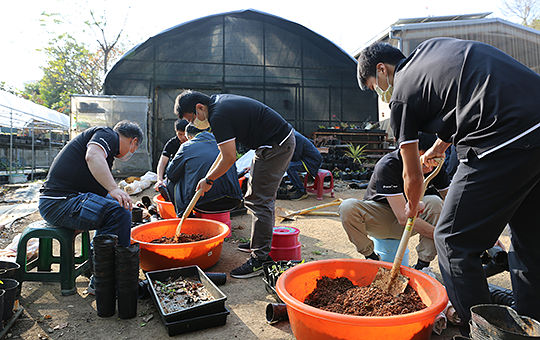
[276,259,448,340]
[130,218,228,271]
[153,194,176,219]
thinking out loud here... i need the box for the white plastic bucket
[370,237,410,267]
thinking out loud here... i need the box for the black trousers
[434,145,540,324]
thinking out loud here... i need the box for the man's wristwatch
[205,178,214,185]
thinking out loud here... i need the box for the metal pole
[31,121,35,181]
[48,128,51,166]
[9,109,13,177]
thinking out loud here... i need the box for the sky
[0,0,516,90]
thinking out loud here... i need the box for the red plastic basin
[153,194,176,219]
[276,259,448,340]
[131,218,228,271]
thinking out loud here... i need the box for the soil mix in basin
[150,233,208,244]
[154,276,215,314]
[304,276,426,316]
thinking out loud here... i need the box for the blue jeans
[287,161,306,193]
[39,192,132,247]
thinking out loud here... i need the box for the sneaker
[414,260,430,271]
[230,256,269,279]
[237,242,252,253]
[288,190,308,201]
[365,252,380,261]
[86,276,95,295]
[276,187,289,200]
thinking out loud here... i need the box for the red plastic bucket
[269,226,301,261]
[153,194,176,219]
[194,211,231,238]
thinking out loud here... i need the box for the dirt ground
[0,181,512,340]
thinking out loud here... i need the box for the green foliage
[0,82,19,96]
[21,34,102,113]
[344,144,367,164]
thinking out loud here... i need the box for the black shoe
[230,256,269,279]
[237,242,251,253]
[414,260,430,270]
[365,252,380,261]
[288,190,308,201]
[277,187,289,200]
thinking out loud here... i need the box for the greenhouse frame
[0,90,69,183]
[103,9,377,166]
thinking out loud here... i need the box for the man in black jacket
[166,124,242,216]
[285,131,322,200]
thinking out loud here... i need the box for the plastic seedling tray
[163,306,230,336]
[146,265,227,323]
[262,260,303,302]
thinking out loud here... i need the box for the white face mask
[193,116,210,130]
[115,139,136,162]
[116,150,134,162]
[374,70,393,104]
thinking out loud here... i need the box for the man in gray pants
[175,90,295,278]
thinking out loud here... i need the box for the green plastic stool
[16,220,91,296]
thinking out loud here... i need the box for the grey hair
[113,120,144,145]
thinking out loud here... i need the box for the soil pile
[150,233,208,244]
[305,276,426,316]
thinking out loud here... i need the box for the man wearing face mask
[39,121,144,292]
[174,90,295,279]
[356,38,540,329]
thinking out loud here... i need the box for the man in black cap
[175,90,295,279]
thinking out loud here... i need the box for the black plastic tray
[163,306,230,336]
[146,265,227,323]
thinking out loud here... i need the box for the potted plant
[344,144,367,167]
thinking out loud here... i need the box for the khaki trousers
[339,195,442,262]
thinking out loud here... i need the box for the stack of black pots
[0,261,21,327]
[92,234,140,319]
[93,234,118,318]
[115,243,140,319]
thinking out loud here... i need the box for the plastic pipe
[266,303,288,324]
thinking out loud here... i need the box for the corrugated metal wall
[393,21,540,73]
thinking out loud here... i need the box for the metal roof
[355,14,540,57]
[393,12,491,25]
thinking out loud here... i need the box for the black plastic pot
[205,272,227,286]
[95,285,116,318]
[0,289,4,329]
[266,303,288,324]
[0,261,20,280]
[0,279,19,321]
[132,207,143,223]
[93,234,117,318]
[115,244,139,319]
[470,304,540,339]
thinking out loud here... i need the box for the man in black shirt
[154,119,189,190]
[39,121,143,293]
[175,91,295,279]
[340,133,449,270]
[357,38,540,325]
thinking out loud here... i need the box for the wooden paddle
[173,153,222,242]
[370,158,445,296]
